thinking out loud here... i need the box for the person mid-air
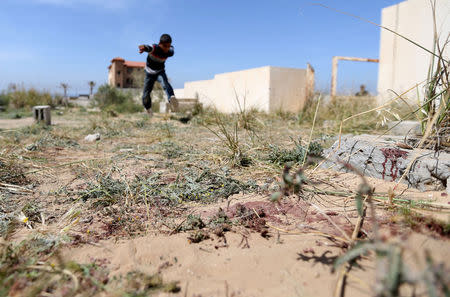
[138,34,178,116]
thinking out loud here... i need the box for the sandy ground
[67,232,361,297]
[62,169,449,297]
[1,113,449,296]
[0,116,82,130]
[63,187,449,297]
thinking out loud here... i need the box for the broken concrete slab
[387,120,422,136]
[321,134,450,192]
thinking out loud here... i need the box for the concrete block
[165,98,201,113]
[322,134,450,191]
[32,105,51,125]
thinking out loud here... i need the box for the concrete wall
[180,66,312,113]
[269,66,308,111]
[174,88,185,98]
[377,0,450,103]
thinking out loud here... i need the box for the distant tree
[60,83,69,107]
[60,83,69,98]
[7,83,17,92]
[88,81,96,97]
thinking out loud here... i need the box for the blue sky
[0,0,401,95]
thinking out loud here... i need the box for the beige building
[108,57,146,88]
[175,65,315,113]
[377,0,450,103]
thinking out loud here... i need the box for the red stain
[380,148,408,181]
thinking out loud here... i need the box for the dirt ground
[1,109,449,296]
[0,116,83,130]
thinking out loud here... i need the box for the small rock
[84,133,101,142]
[119,148,134,152]
[81,216,93,224]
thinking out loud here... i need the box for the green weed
[268,137,323,165]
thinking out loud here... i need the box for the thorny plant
[232,88,261,133]
[202,109,252,167]
[334,162,449,297]
[154,121,176,139]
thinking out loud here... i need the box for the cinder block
[33,105,51,125]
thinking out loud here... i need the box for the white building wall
[183,78,216,106]
[269,67,308,112]
[174,88,185,98]
[377,0,450,104]
[182,67,270,113]
[180,66,311,113]
[213,67,271,113]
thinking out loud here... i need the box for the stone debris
[119,148,134,152]
[322,134,450,192]
[84,133,101,142]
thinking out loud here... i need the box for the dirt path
[0,117,82,130]
[0,117,35,129]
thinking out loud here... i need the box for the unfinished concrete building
[174,65,315,113]
[108,57,146,89]
[377,0,450,104]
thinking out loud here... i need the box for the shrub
[268,138,323,165]
[0,93,10,107]
[93,84,142,113]
[7,86,53,108]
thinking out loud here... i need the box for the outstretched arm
[138,44,153,54]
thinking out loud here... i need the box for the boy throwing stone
[139,34,178,116]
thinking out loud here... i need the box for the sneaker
[169,96,179,112]
[146,108,153,118]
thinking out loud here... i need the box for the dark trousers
[142,70,175,110]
